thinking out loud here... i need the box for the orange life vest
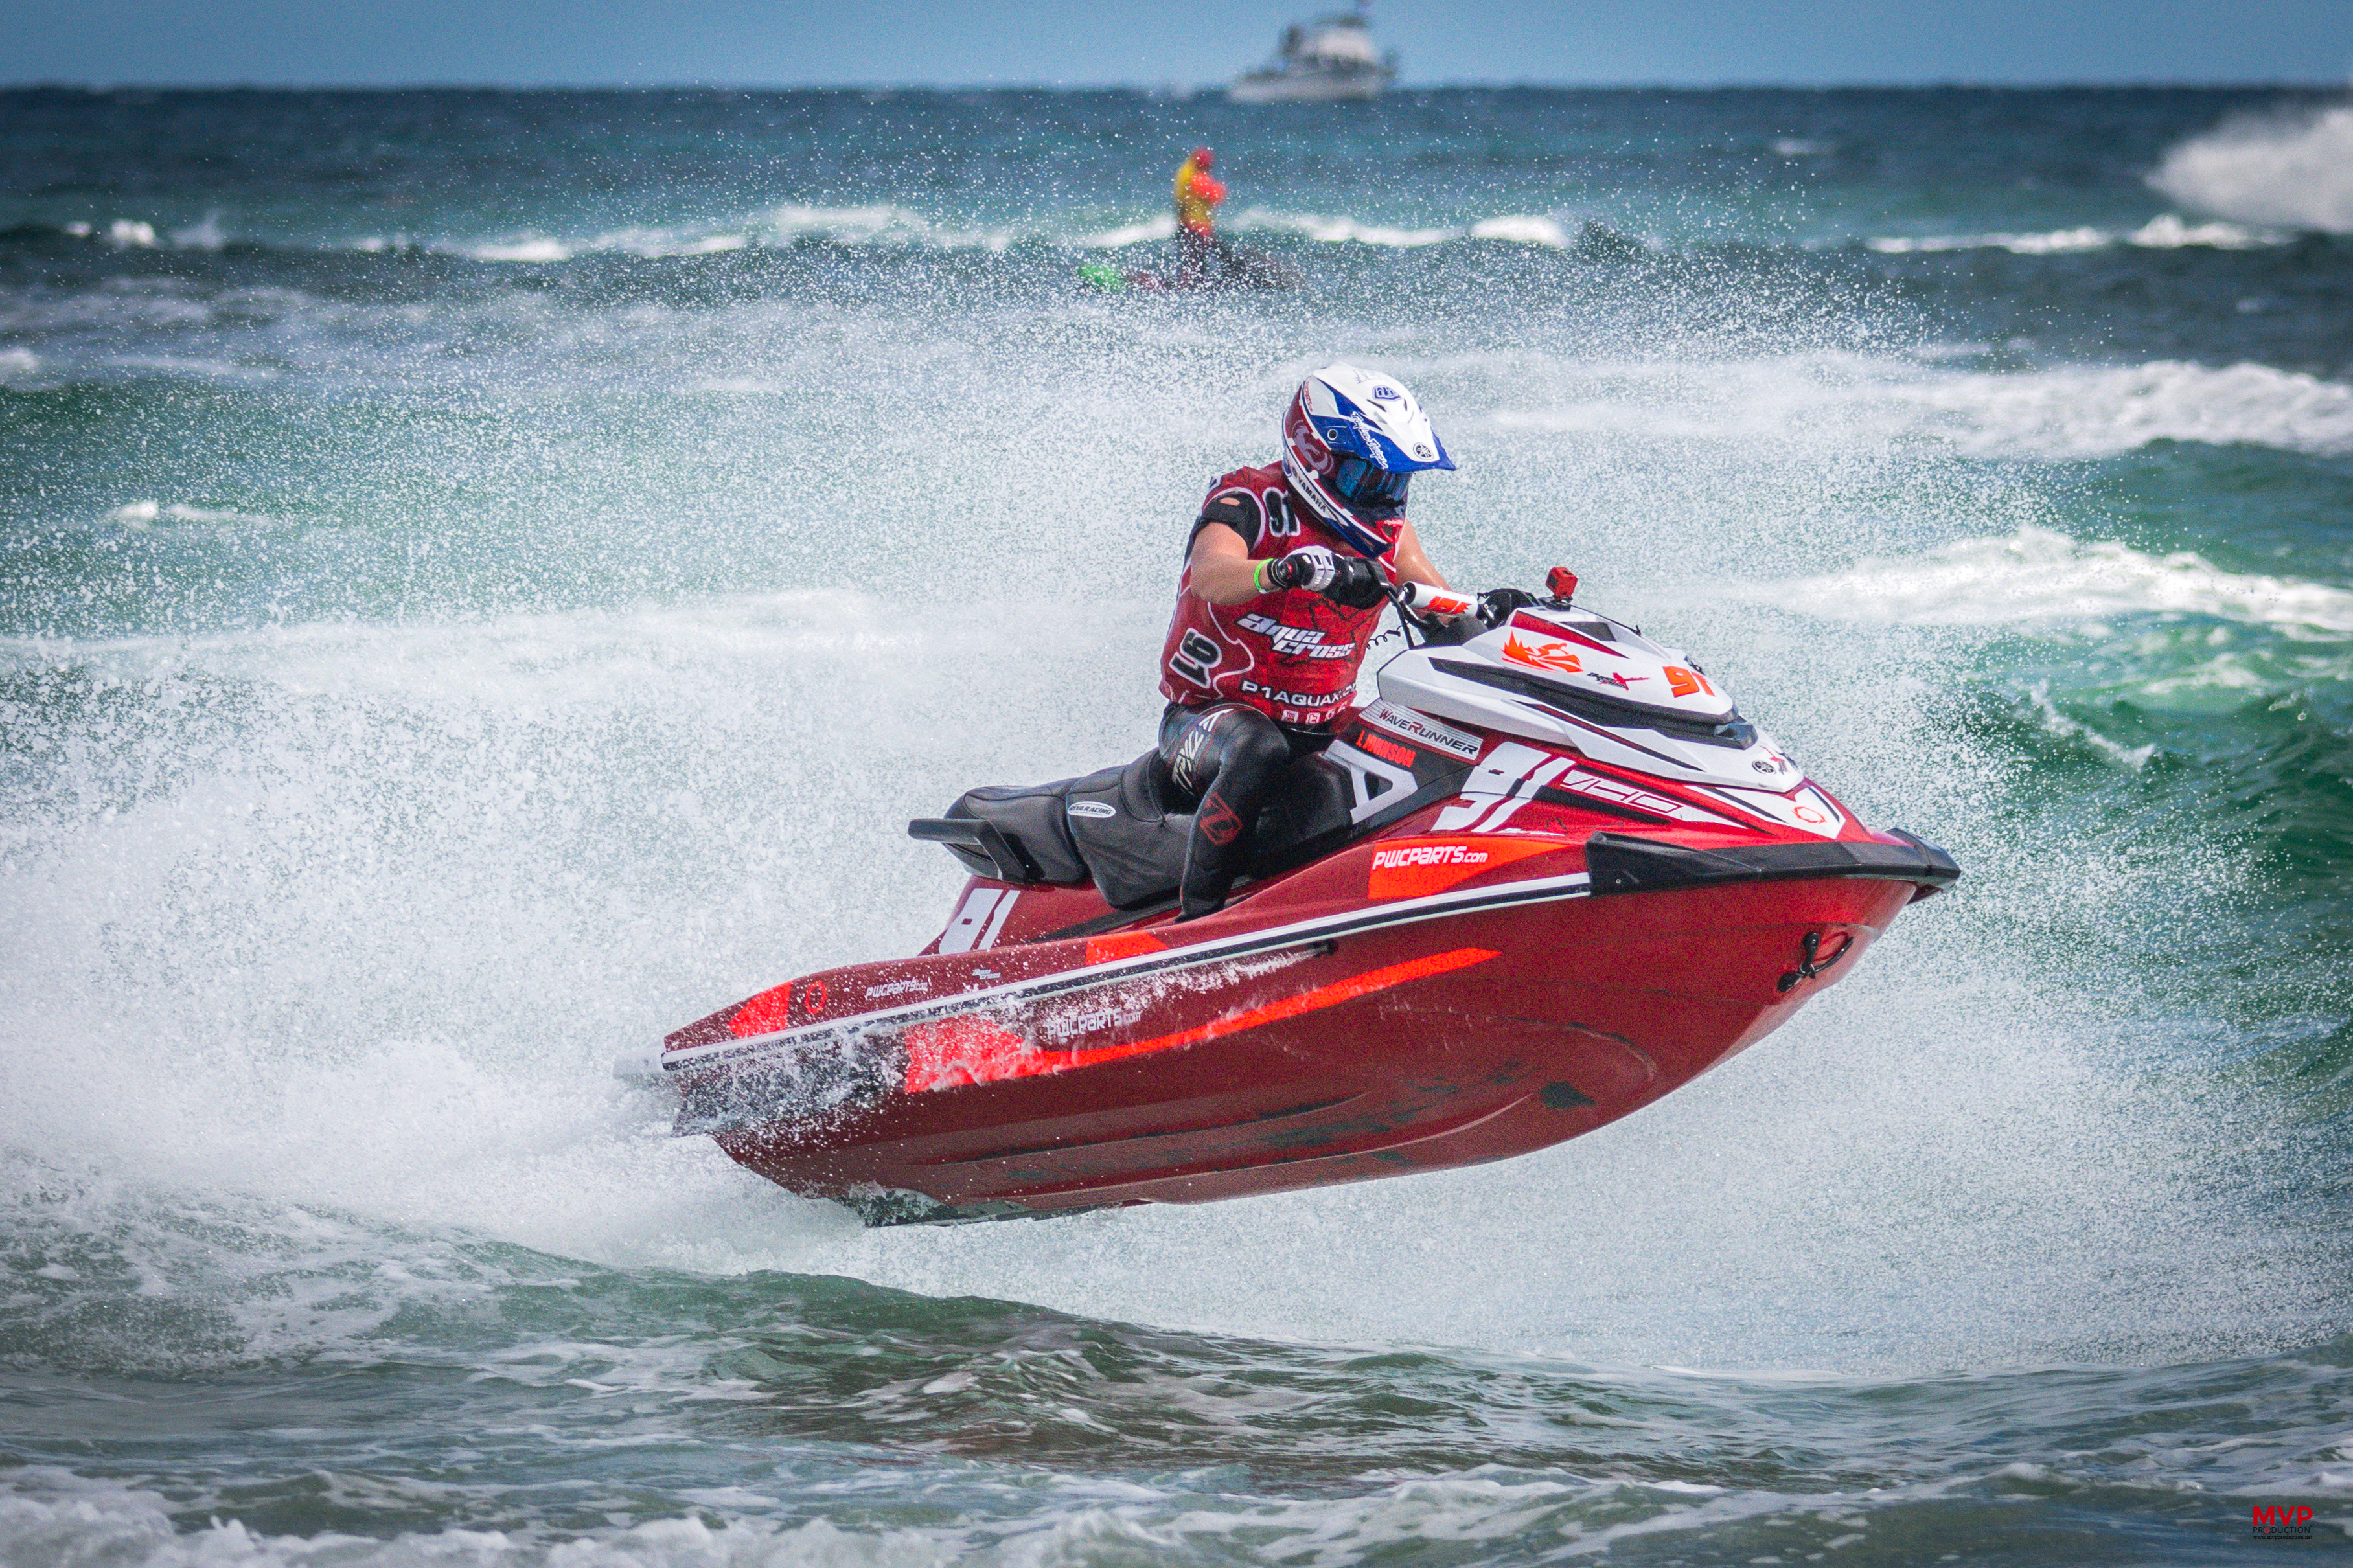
[1174,156,1226,234]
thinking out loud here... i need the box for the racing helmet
[1280,363,1454,558]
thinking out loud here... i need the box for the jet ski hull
[676,861,1927,1223]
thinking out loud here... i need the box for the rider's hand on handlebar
[1265,547,1387,609]
[1325,557,1388,609]
[1477,587,1537,627]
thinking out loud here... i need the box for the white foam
[2126,212,2275,249]
[451,205,1024,261]
[0,347,37,382]
[161,502,286,527]
[2024,681,2157,770]
[0,590,1159,1281]
[423,204,1572,262]
[1489,355,2353,460]
[108,219,159,249]
[1230,207,1458,247]
[1901,360,2353,460]
[465,238,573,263]
[2152,104,2353,233]
[95,498,282,529]
[1869,228,2100,255]
[171,211,228,251]
[1075,209,1567,251]
[595,227,750,258]
[1995,225,2108,255]
[1469,214,1574,247]
[762,202,1011,251]
[106,353,277,382]
[0,1467,1677,1568]
[1731,525,2353,637]
[1865,215,2280,255]
[1075,214,1176,247]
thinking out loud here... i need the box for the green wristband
[1252,560,1270,593]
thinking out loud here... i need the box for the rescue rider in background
[1157,363,1472,919]
[1173,145,1230,286]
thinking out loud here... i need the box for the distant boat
[1228,3,1397,104]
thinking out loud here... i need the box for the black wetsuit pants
[1158,702,1329,918]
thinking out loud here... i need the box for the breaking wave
[1492,356,2353,462]
[1900,359,2353,460]
[1865,212,2282,255]
[419,205,1583,260]
[450,203,1018,261]
[8,205,1587,264]
[1732,525,2353,637]
[2152,104,2353,233]
[1226,208,1576,249]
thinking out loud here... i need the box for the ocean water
[3,84,2350,1563]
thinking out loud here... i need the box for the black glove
[1477,587,1537,628]
[1326,556,1388,609]
[1265,547,1388,610]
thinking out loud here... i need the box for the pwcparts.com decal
[1365,835,1558,900]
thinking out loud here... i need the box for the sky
[8,0,2353,88]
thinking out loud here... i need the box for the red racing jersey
[1157,462,1404,730]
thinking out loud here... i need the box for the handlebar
[1388,580,1476,620]
[1382,568,1583,650]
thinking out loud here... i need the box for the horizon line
[6,76,2348,95]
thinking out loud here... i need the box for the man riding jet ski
[1162,363,1487,917]
[624,364,1962,1226]
[1173,145,1228,284]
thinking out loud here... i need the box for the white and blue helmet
[1280,363,1455,557]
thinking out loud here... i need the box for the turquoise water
[3,86,2350,1562]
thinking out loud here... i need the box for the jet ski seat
[910,751,1192,909]
[909,748,1354,910]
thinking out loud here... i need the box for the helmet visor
[1329,456,1411,517]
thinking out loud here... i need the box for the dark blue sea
[3,85,2351,1563]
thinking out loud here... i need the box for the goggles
[1329,455,1411,515]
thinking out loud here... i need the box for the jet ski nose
[612,1044,667,1083]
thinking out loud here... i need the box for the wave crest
[1493,357,2353,462]
[1746,525,2353,637]
[1866,214,2280,255]
[1912,360,2353,460]
[2151,104,2353,233]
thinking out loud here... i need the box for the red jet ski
[625,573,1958,1225]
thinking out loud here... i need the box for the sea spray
[2153,103,2353,233]
[3,85,2349,1565]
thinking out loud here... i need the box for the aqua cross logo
[1237,612,1353,659]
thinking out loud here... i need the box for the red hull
[713,876,1913,1217]
[655,798,1951,1221]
